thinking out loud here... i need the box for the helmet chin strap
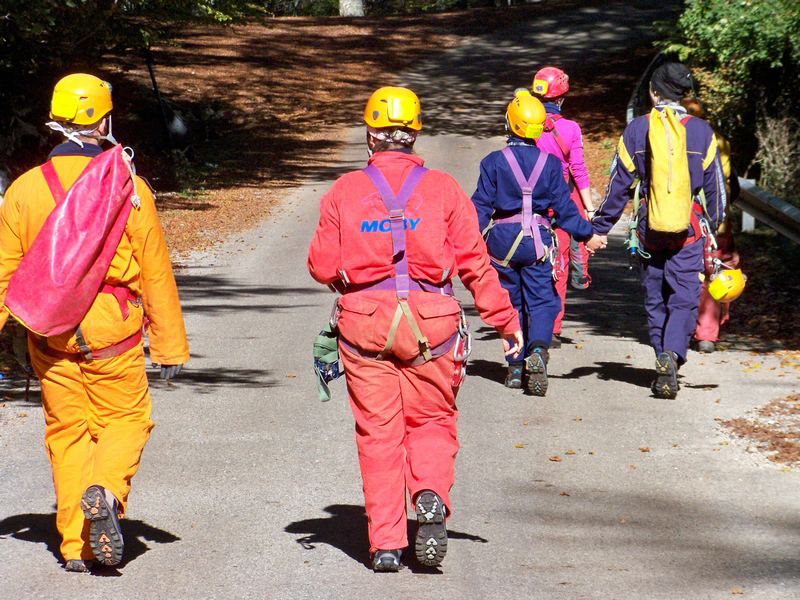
[99,115,118,145]
[45,115,118,147]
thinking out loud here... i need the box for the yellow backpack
[647,106,693,232]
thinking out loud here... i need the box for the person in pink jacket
[532,67,595,347]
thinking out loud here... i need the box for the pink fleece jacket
[535,114,591,191]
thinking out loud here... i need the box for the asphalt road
[2,2,800,599]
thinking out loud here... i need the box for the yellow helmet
[506,89,546,139]
[708,269,746,302]
[50,74,113,126]
[363,87,421,131]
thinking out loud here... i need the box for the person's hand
[586,234,607,254]
[501,329,524,357]
[160,364,183,381]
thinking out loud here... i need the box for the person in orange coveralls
[307,87,523,572]
[0,74,189,572]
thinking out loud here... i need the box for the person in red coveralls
[307,87,523,572]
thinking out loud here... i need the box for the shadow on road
[402,2,678,140]
[285,503,488,573]
[512,483,800,587]
[0,512,180,573]
[175,271,329,315]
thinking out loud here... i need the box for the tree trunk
[339,0,364,17]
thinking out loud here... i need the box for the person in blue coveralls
[471,89,604,396]
[591,62,726,398]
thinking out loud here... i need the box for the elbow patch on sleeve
[617,138,635,172]
[702,134,718,171]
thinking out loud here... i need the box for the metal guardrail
[736,178,800,245]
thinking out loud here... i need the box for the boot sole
[81,487,124,566]
[415,493,447,567]
[525,354,548,396]
[654,353,678,399]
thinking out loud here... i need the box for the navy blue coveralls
[471,139,592,361]
[593,103,726,365]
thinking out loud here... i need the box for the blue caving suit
[471,138,592,361]
[592,102,726,365]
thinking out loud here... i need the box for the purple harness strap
[362,164,428,299]
[339,331,460,367]
[500,147,550,260]
[346,278,453,296]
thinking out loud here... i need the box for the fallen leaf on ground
[560,491,570,496]
[576,345,583,349]
[566,450,576,455]
[630,465,636,469]
[638,447,650,452]
[514,444,525,449]
[285,374,297,378]
[549,456,561,462]
[619,518,626,524]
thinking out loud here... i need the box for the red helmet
[532,67,569,99]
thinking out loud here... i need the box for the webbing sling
[497,147,550,266]
[544,115,571,163]
[362,164,433,361]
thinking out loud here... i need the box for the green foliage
[662,0,800,200]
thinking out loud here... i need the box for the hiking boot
[525,348,549,397]
[81,486,124,566]
[697,340,716,354]
[653,351,679,399]
[415,490,447,567]
[505,364,523,388]
[551,333,562,349]
[65,559,93,573]
[372,549,402,572]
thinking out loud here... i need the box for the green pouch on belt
[313,321,341,402]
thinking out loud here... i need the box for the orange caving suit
[308,150,518,553]
[0,142,189,562]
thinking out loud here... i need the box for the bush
[663,0,800,205]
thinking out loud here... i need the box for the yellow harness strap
[375,300,433,362]
[499,230,525,268]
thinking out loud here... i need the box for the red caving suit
[308,150,518,553]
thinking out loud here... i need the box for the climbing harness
[492,147,559,278]
[312,163,473,399]
[355,164,470,370]
[626,172,711,269]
